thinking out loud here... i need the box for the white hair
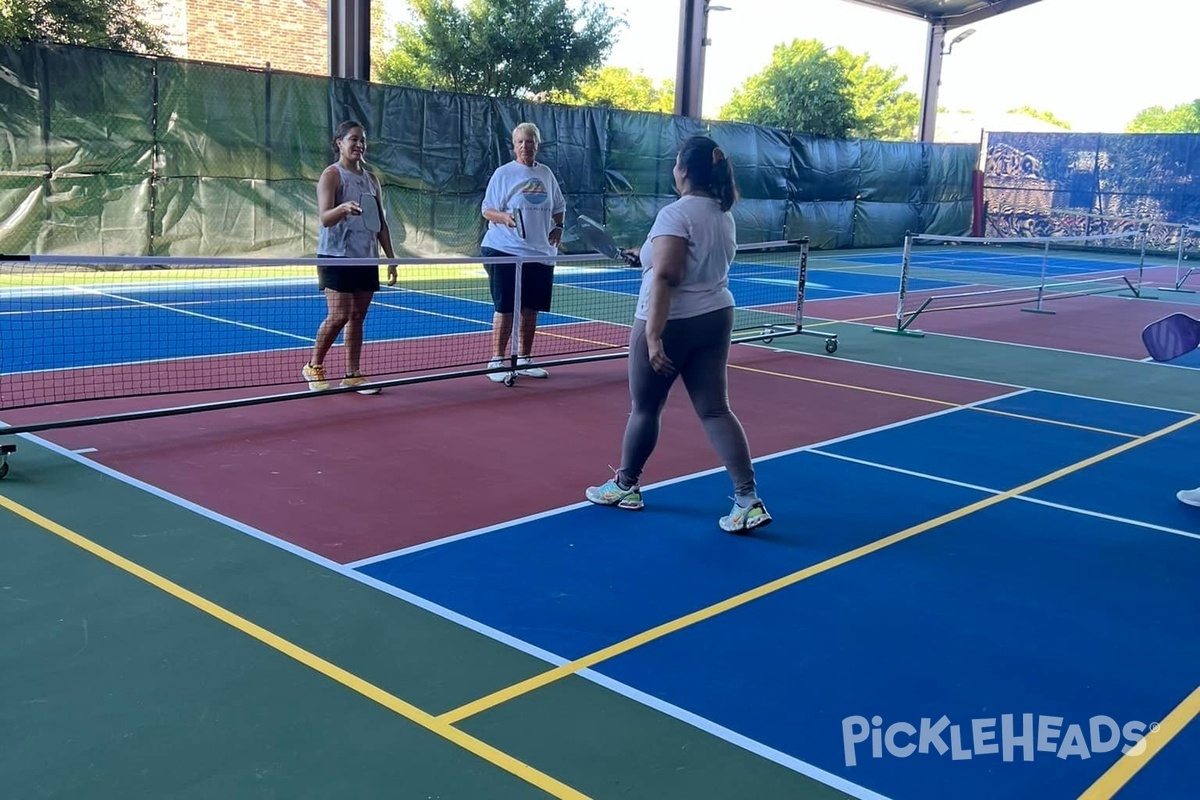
[512,122,541,145]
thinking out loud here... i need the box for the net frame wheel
[0,444,14,480]
[824,338,838,354]
[503,373,516,387]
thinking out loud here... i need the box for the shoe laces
[607,466,635,492]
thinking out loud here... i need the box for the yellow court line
[1077,685,1200,800]
[438,413,1200,725]
[973,407,1138,438]
[512,333,1134,439]
[803,311,895,328]
[540,329,625,348]
[0,495,591,800]
[730,362,949,406]
[537,312,1133,438]
[728,363,1137,439]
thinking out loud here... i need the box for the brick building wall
[143,0,328,74]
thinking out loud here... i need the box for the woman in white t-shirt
[585,135,771,533]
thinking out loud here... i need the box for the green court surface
[0,443,843,800]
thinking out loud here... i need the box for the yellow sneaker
[302,363,329,391]
[342,371,381,395]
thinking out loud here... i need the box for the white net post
[873,232,925,337]
[1162,223,1197,293]
[1176,228,1189,290]
[1021,240,1055,315]
[1121,229,1156,299]
[510,257,524,371]
[895,232,912,328]
[793,237,807,331]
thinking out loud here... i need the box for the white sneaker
[1177,487,1200,507]
[719,500,772,533]
[516,356,548,378]
[486,357,509,383]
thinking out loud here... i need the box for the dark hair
[677,135,739,212]
[332,120,365,156]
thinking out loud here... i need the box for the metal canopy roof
[840,0,1046,27]
[673,0,1049,138]
[839,0,1048,140]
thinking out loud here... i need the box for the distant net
[990,207,1200,291]
[0,239,821,432]
[872,229,1149,336]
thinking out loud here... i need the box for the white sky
[604,0,1199,132]
[382,0,1199,135]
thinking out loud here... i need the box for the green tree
[377,0,624,99]
[719,39,855,138]
[831,46,919,140]
[369,0,392,83]
[1007,106,1071,129]
[720,39,917,140]
[0,0,169,54]
[1126,100,1200,133]
[545,66,674,113]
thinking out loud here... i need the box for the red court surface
[4,322,628,409]
[13,347,1008,563]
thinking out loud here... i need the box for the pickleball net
[872,229,1149,336]
[0,238,820,431]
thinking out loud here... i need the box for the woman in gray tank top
[302,120,397,394]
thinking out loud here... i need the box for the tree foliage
[0,0,169,54]
[1006,106,1071,130]
[546,66,674,113]
[1126,100,1200,133]
[377,0,624,99]
[720,39,855,138]
[369,0,392,83]
[831,47,919,140]
[720,38,919,141]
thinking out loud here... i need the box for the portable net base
[1042,209,1200,295]
[871,230,1151,338]
[0,238,831,439]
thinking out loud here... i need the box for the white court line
[807,450,1200,544]
[14,379,1190,797]
[822,312,1185,367]
[6,344,1189,794]
[71,285,313,342]
[0,276,315,299]
[345,388,1029,568]
[992,385,1198,417]
[743,337,1200,417]
[0,293,321,315]
[371,298,493,329]
[569,671,895,800]
[2,426,912,800]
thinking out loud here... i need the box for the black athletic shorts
[317,255,380,294]
[480,246,554,313]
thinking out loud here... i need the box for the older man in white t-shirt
[479,122,566,381]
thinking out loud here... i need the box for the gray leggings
[617,306,757,500]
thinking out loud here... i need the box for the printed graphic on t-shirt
[514,178,549,206]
